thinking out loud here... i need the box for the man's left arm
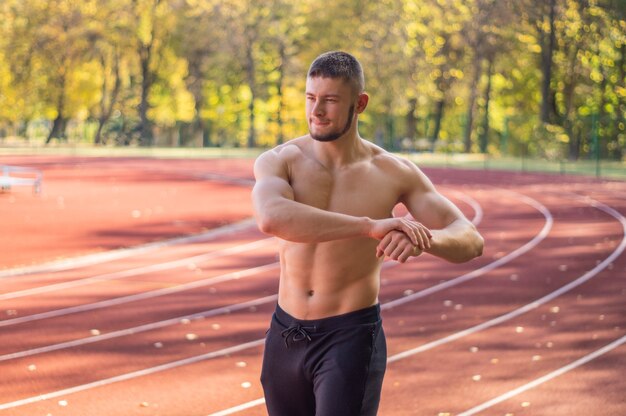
[399,162,484,263]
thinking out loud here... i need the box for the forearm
[425,219,484,263]
[256,198,371,243]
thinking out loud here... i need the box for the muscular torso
[277,138,407,319]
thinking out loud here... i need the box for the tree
[175,0,225,147]
[5,0,102,143]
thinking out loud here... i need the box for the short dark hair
[307,51,365,95]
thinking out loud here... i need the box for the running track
[0,155,624,416]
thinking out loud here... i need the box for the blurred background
[0,0,624,172]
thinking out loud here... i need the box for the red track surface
[0,155,624,416]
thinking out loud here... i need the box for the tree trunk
[191,84,210,147]
[94,120,106,145]
[95,52,121,145]
[430,99,445,147]
[138,41,154,146]
[137,1,159,147]
[405,97,417,142]
[566,117,581,160]
[612,43,625,159]
[46,74,67,144]
[276,44,286,146]
[540,0,557,123]
[46,114,67,144]
[464,56,483,153]
[480,57,494,153]
[245,35,257,148]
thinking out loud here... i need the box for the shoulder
[254,136,309,178]
[366,141,422,177]
[364,141,435,194]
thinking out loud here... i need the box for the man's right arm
[251,149,426,246]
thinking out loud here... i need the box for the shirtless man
[252,51,484,416]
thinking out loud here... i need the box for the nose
[312,99,325,116]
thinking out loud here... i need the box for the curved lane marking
[453,194,626,415]
[0,188,486,327]
[0,295,278,362]
[0,190,484,359]
[0,339,266,411]
[0,187,476,301]
[383,190,550,310]
[388,195,625,362]
[206,193,625,415]
[446,189,484,226]
[0,190,548,410]
[0,263,279,328]
[457,335,626,416]
[0,191,482,353]
[0,237,274,301]
[0,218,258,279]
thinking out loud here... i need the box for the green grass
[1,144,623,181]
[401,152,626,181]
[0,143,265,159]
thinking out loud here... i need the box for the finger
[400,221,419,246]
[409,224,426,250]
[389,244,405,260]
[383,239,400,258]
[417,227,430,250]
[409,222,431,250]
[398,246,413,263]
[420,224,433,244]
[377,233,393,256]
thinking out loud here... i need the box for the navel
[307,290,315,297]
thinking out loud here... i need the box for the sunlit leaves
[0,0,622,157]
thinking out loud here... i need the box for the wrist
[362,217,375,238]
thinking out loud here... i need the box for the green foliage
[0,0,623,160]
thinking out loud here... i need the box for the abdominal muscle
[277,237,383,320]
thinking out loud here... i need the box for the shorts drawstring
[281,324,315,348]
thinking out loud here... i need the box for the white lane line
[0,295,278,362]
[387,195,626,362]
[457,334,626,416]
[0,190,483,354]
[0,188,476,300]
[207,399,268,416]
[0,218,258,279]
[207,334,626,416]
[383,190,550,310]
[0,237,274,300]
[0,339,266,411]
[445,189,483,226]
[3,190,550,411]
[193,172,255,186]
[0,263,279,328]
[0,189,481,327]
[206,194,625,415]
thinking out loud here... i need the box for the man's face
[305,76,357,142]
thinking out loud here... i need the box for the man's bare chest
[288,162,400,218]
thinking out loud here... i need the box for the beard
[310,105,355,142]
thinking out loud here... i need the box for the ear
[356,93,369,114]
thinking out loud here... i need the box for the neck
[311,124,365,170]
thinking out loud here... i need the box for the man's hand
[376,230,428,263]
[369,217,432,251]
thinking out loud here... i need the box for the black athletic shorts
[260,303,387,416]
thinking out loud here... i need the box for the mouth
[311,119,330,127]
